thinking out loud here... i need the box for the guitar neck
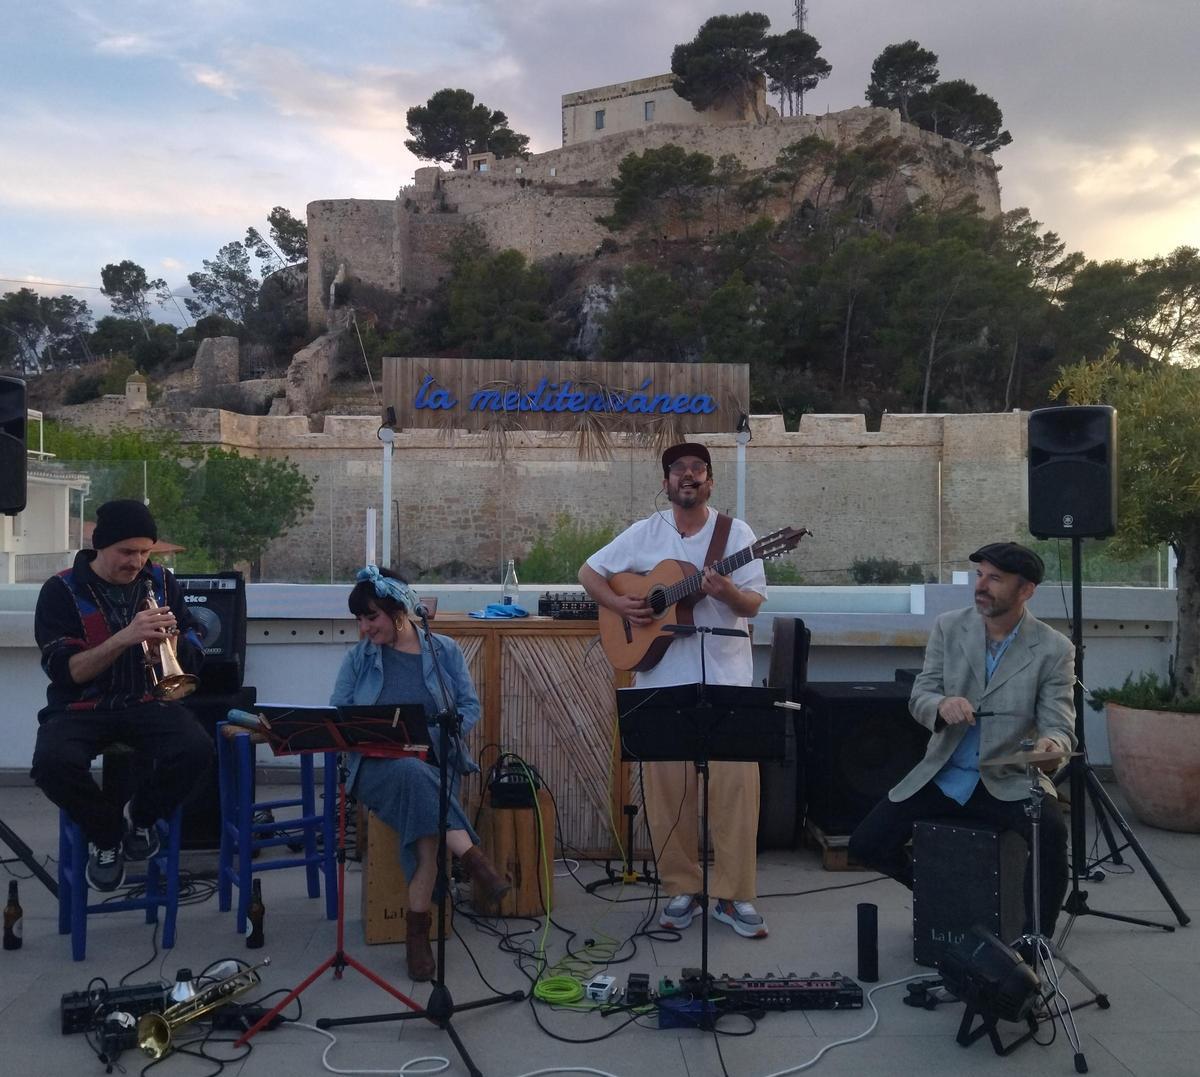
[663,545,756,608]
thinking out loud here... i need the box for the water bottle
[501,559,519,606]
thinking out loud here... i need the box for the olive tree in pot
[1053,356,1200,832]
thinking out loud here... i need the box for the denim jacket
[330,631,481,789]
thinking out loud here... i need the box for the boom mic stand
[1058,536,1189,938]
[318,609,523,1077]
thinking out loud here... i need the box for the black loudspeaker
[758,618,811,849]
[181,686,257,849]
[799,681,930,835]
[177,572,247,694]
[912,820,1026,968]
[0,376,27,514]
[1028,405,1117,538]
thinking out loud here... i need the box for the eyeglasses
[668,461,709,477]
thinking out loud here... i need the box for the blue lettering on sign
[413,374,458,410]
[415,374,719,416]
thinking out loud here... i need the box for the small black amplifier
[61,981,168,1034]
[912,820,1026,968]
[537,591,599,619]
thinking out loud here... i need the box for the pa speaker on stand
[1028,405,1117,540]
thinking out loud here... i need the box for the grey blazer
[891,606,1077,803]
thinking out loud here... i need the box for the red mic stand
[235,739,423,1047]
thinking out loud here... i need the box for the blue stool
[57,806,183,961]
[216,723,337,932]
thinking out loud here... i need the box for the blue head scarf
[356,564,419,616]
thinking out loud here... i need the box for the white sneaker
[713,898,768,938]
[659,893,702,930]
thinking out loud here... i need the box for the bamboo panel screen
[499,634,622,857]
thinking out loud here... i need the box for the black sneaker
[124,822,161,862]
[87,844,126,891]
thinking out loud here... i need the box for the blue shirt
[933,618,1022,805]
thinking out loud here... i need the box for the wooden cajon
[361,811,450,944]
[474,787,556,917]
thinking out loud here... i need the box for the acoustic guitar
[597,526,811,672]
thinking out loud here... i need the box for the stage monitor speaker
[799,681,930,835]
[0,376,27,515]
[1028,405,1117,539]
[181,686,257,849]
[758,618,811,849]
[177,572,246,694]
[912,820,1026,968]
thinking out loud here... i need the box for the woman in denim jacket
[332,565,509,980]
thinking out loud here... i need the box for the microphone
[413,602,432,619]
[226,709,268,733]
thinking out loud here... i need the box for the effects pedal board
[680,970,863,1011]
[61,982,168,1034]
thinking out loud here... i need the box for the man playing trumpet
[32,499,212,891]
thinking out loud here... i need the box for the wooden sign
[382,357,748,435]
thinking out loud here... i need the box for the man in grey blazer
[849,542,1076,933]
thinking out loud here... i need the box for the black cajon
[912,820,1026,968]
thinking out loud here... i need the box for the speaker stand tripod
[1057,536,1189,938]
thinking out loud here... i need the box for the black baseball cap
[969,542,1045,585]
[661,442,712,477]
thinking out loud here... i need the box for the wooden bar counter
[433,615,629,858]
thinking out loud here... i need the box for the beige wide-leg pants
[642,759,760,901]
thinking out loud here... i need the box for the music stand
[316,615,524,1077]
[232,704,430,1047]
[618,672,785,1028]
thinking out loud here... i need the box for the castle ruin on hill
[306,76,1002,330]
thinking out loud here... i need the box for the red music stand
[232,705,429,1047]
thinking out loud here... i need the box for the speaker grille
[1028,405,1117,538]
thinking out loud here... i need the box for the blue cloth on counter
[468,603,529,618]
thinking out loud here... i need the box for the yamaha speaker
[181,686,257,849]
[758,618,811,849]
[0,376,26,515]
[912,820,1026,968]
[1028,405,1117,538]
[177,572,246,694]
[799,681,930,835]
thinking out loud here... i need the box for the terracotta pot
[1106,703,1200,832]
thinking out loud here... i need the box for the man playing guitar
[579,442,770,938]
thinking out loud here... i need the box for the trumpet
[137,958,270,1058]
[140,587,198,701]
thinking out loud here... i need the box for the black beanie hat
[92,499,158,549]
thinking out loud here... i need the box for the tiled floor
[0,779,1196,1076]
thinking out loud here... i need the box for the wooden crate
[803,819,864,872]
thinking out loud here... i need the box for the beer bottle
[246,878,265,949]
[3,881,21,950]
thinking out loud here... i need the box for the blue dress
[331,634,480,882]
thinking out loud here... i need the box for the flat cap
[969,542,1045,585]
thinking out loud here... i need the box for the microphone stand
[318,608,523,1077]
[661,622,748,1031]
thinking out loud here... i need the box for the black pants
[848,780,1069,935]
[31,702,214,848]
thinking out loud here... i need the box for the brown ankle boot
[460,846,512,906]
[405,910,435,981]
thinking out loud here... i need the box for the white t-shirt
[587,507,766,688]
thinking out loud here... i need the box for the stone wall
[51,407,1022,584]
[307,106,1002,326]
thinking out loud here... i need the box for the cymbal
[981,748,1080,767]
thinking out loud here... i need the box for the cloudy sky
[2,1,1198,323]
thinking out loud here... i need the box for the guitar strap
[704,511,733,570]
